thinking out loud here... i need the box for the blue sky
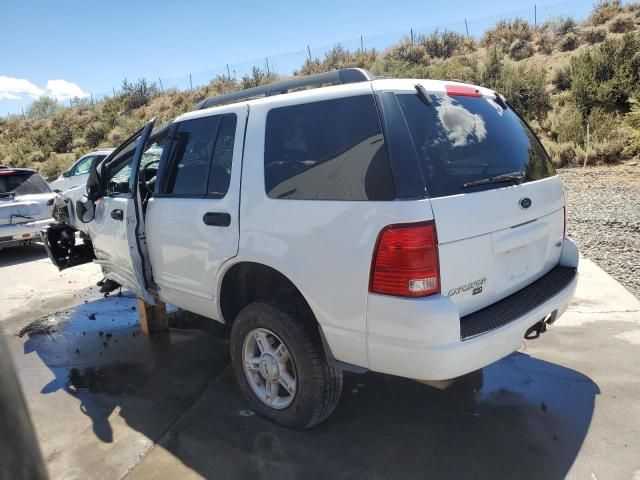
[1,0,593,116]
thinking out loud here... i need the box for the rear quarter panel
[229,85,434,368]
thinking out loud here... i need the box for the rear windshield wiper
[462,171,525,188]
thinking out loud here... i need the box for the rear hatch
[395,87,564,316]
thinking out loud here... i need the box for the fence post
[465,18,469,37]
[265,57,270,75]
[534,4,537,26]
[158,77,164,92]
[189,73,193,90]
[226,64,231,80]
[583,122,590,168]
[360,35,364,51]
[90,93,95,112]
[307,45,312,61]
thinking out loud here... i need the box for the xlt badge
[448,277,487,297]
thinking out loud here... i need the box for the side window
[71,155,96,176]
[163,114,236,197]
[105,128,168,196]
[208,115,237,197]
[264,95,394,200]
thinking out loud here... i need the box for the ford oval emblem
[519,197,532,209]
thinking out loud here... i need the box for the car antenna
[415,84,432,106]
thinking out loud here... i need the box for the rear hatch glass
[395,92,564,317]
[0,171,51,197]
[396,93,555,198]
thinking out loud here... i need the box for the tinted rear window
[0,172,51,195]
[396,93,555,198]
[264,95,394,200]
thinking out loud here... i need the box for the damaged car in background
[0,167,55,250]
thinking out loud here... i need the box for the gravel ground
[560,162,640,299]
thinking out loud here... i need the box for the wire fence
[8,0,598,117]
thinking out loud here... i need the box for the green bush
[542,16,577,36]
[50,114,74,153]
[27,96,59,119]
[119,78,159,111]
[537,33,555,54]
[550,63,572,91]
[558,32,580,51]
[420,29,472,59]
[384,39,429,65]
[507,39,534,60]
[482,18,533,47]
[84,122,109,149]
[582,26,607,43]
[426,57,478,83]
[40,153,75,181]
[570,34,640,114]
[589,0,622,25]
[482,57,550,120]
[547,102,585,144]
[542,140,582,167]
[623,94,640,155]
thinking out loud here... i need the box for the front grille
[460,266,577,340]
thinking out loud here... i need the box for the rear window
[0,172,51,195]
[396,93,555,198]
[264,95,394,200]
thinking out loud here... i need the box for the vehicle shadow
[0,243,47,268]
[16,296,599,479]
[147,355,599,480]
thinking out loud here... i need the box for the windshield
[396,93,555,198]
[0,172,51,196]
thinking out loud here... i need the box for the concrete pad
[0,244,102,328]
[4,255,640,479]
[7,294,230,480]
[128,259,640,480]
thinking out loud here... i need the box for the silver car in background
[49,149,114,192]
[0,168,56,250]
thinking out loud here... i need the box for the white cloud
[0,75,89,102]
[45,79,89,101]
[0,75,44,100]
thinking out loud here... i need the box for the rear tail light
[370,221,440,297]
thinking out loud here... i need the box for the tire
[230,300,343,429]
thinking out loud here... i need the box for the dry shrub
[608,13,635,32]
[582,26,607,43]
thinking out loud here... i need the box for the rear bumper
[0,219,52,249]
[364,237,579,381]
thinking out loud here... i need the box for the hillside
[1,0,639,181]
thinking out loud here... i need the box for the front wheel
[230,300,343,429]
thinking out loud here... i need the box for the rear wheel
[230,300,343,429]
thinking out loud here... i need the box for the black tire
[230,300,343,429]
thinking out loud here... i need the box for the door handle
[111,209,124,221]
[203,212,231,227]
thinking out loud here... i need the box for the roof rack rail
[194,68,376,110]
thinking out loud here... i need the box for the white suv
[43,69,579,428]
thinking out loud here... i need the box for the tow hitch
[524,310,558,340]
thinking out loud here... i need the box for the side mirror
[76,196,95,223]
[62,170,71,178]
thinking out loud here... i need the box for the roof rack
[194,68,376,110]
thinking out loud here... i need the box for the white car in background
[0,167,56,250]
[49,149,114,192]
